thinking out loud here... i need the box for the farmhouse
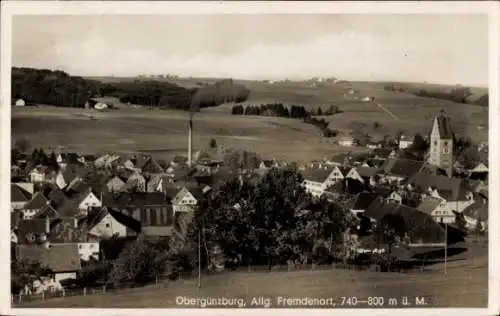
[14,99,26,107]
[338,136,356,147]
[16,243,81,284]
[302,165,348,197]
[86,207,128,239]
[378,158,424,184]
[346,166,378,186]
[398,135,413,149]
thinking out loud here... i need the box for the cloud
[12,15,488,86]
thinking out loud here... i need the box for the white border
[1,1,499,316]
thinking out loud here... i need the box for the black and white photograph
[1,1,498,314]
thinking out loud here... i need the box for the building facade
[428,112,454,177]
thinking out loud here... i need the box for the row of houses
[301,153,488,230]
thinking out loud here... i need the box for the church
[428,110,455,177]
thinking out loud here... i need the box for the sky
[12,14,488,86]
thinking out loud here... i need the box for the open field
[11,106,368,163]
[12,78,488,162]
[14,241,487,308]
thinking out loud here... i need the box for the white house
[11,183,32,212]
[29,165,48,183]
[385,191,403,204]
[338,136,355,147]
[172,186,204,212]
[87,208,128,239]
[468,162,488,173]
[398,135,413,149]
[76,242,100,261]
[77,190,102,213]
[14,99,26,107]
[302,165,347,197]
[346,167,378,186]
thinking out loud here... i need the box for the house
[15,182,34,195]
[21,192,58,220]
[16,243,82,284]
[94,154,121,169]
[65,187,102,216]
[346,167,378,186]
[461,199,488,231]
[106,176,127,193]
[107,193,175,238]
[372,148,393,160]
[385,190,403,204]
[125,172,146,192]
[54,166,89,190]
[398,135,413,149]
[301,165,347,197]
[86,207,128,239]
[14,99,26,107]
[326,153,350,166]
[416,196,450,223]
[379,158,424,184]
[366,142,382,149]
[406,172,475,214]
[466,162,488,180]
[338,136,356,147]
[140,157,165,176]
[172,186,205,212]
[48,217,99,260]
[365,197,464,245]
[146,174,169,193]
[12,217,51,245]
[29,165,49,183]
[11,183,33,211]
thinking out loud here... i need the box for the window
[105,223,110,228]
[79,245,83,249]
[444,141,448,146]
[443,148,448,154]
[90,244,94,249]
[434,141,437,146]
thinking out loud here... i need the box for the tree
[14,138,31,153]
[474,220,483,241]
[411,133,428,154]
[454,211,467,232]
[209,138,217,149]
[109,236,169,287]
[317,107,323,116]
[49,151,59,171]
[11,259,53,294]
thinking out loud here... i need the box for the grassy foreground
[14,242,487,308]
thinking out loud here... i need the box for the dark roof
[462,200,488,221]
[372,148,392,159]
[435,114,454,139]
[48,217,89,243]
[261,160,274,168]
[140,205,174,227]
[355,166,378,178]
[365,197,452,244]
[17,244,81,272]
[381,158,424,178]
[173,155,188,164]
[23,192,51,210]
[416,196,443,215]
[141,158,164,174]
[302,166,333,183]
[14,219,50,245]
[85,207,109,231]
[32,204,59,220]
[406,172,467,201]
[351,192,380,210]
[109,192,168,208]
[11,184,32,202]
[108,208,141,235]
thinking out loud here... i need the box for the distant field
[14,241,487,308]
[11,106,366,163]
[12,78,488,162]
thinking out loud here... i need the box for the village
[10,108,489,302]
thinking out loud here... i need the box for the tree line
[11,67,250,111]
[384,83,488,107]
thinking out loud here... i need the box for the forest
[11,67,250,110]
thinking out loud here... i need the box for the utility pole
[444,222,448,275]
[198,226,201,289]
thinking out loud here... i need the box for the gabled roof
[406,172,467,201]
[381,158,424,178]
[172,186,205,204]
[109,192,168,208]
[85,207,110,232]
[365,198,453,244]
[354,166,378,178]
[372,148,393,159]
[351,192,380,210]
[14,219,49,244]
[11,184,32,202]
[462,200,488,221]
[17,244,81,272]
[302,166,334,183]
[416,196,443,215]
[23,192,51,210]
[141,157,164,174]
[49,217,89,243]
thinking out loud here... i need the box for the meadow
[14,240,488,308]
[11,78,488,163]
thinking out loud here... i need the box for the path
[376,103,400,121]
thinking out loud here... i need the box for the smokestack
[45,216,50,234]
[188,118,193,167]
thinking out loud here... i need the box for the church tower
[428,110,454,177]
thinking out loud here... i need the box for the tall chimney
[188,118,193,167]
[45,216,50,234]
